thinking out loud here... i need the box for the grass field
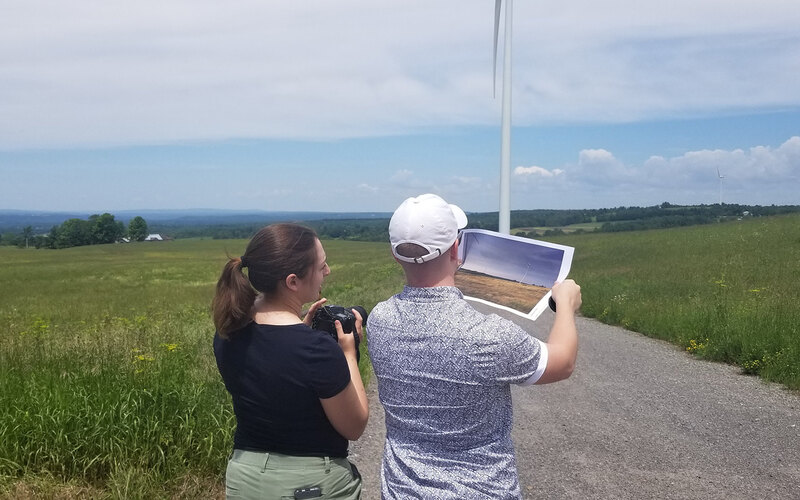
[1,215,798,497]
[0,238,402,498]
[512,221,604,236]
[551,213,800,389]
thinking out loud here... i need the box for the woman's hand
[334,308,363,360]
[351,307,363,338]
[302,297,328,326]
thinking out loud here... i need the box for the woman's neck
[252,294,304,325]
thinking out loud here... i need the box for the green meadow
[0,239,401,498]
[1,215,799,497]
[556,213,800,388]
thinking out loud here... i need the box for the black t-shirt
[213,322,351,457]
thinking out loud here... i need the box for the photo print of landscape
[456,229,573,319]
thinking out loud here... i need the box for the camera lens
[351,306,368,327]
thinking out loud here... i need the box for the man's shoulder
[371,289,477,316]
[372,289,515,317]
[370,295,396,316]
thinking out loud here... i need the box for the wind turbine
[717,167,725,205]
[493,0,513,234]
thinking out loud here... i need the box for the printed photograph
[456,229,574,319]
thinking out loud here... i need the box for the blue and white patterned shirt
[368,286,547,499]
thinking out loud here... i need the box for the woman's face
[298,238,330,303]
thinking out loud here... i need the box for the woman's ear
[284,273,299,291]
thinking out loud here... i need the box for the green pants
[225,449,362,499]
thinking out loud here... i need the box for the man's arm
[536,279,582,384]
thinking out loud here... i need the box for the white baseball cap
[389,193,468,263]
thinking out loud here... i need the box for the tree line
[134,203,800,242]
[151,219,392,242]
[5,203,799,248]
[466,202,800,233]
[1,215,149,249]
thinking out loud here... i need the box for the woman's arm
[319,312,369,440]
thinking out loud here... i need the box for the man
[368,193,582,499]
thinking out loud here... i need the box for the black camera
[311,305,367,363]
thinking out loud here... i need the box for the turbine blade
[493,0,501,98]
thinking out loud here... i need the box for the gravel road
[350,305,800,499]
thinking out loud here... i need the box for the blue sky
[1,1,798,213]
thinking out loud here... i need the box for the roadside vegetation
[1,214,797,497]
[552,213,800,390]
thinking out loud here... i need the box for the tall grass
[550,214,800,389]
[0,238,403,498]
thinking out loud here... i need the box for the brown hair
[394,242,430,259]
[212,223,319,338]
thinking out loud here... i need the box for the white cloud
[1,1,799,149]
[640,136,800,186]
[570,148,638,187]
[514,166,564,178]
[522,136,800,207]
[578,149,618,166]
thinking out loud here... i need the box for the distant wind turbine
[717,167,725,205]
[493,0,513,234]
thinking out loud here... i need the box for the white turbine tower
[493,0,513,234]
[717,167,725,205]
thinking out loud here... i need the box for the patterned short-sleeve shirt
[368,286,546,499]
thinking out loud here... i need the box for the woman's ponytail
[212,257,256,338]
[212,223,318,338]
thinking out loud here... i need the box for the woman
[212,223,368,499]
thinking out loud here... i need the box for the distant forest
[3,203,799,248]
[151,202,800,242]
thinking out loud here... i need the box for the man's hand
[551,279,582,313]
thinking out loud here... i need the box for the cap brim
[450,204,468,229]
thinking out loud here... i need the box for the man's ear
[449,241,459,261]
[284,273,299,291]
